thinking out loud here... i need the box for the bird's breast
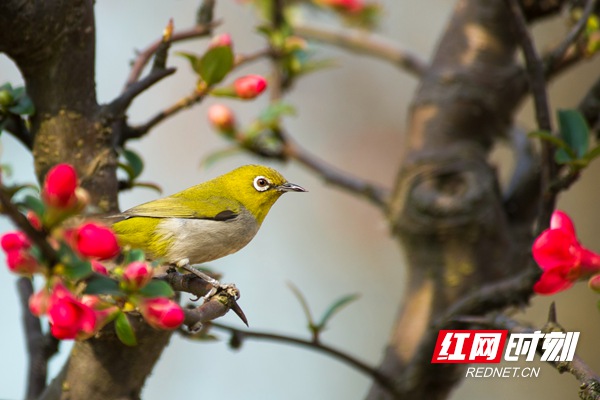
[155,209,260,265]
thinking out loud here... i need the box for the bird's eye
[253,176,270,192]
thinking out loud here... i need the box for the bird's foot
[177,259,227,301]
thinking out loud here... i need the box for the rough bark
[367,1,541,398]
[0,1,172,398]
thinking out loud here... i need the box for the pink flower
[233,75,267,99]
[210,33,232,49]
[81,295,119,332]
[42,164,78,209]
[532,210,600,295]
[1,231,40,274]
[91,260,109,276]
[1,231,30,252]
[122,261,153,290]
[70,223,120,260]
[29,288,50,317]
[207,104,236,131]
[6,250,39,275]
[47,283,97,340]
[319,0,364,13]
[138,297,184,330]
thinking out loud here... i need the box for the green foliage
[85,276,124,296]
[123,248,147,264]
[288,282,359,338]
[115,312,137,346]
[531,109,600,170]
[57,242,93,280]
[178,46,234,86]
[0,83,35,116]
[555,109,589,163]
[138,280,174,298]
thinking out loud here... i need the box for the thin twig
[294,23,428,78]
[545,0,597,74]
[0,188,58,266]
[123,22,219,91]
[283,138,390,208]
[126,90,206,140]
[17,278,60,400]
[489,313,600,400]
[504,0,556,231]
[205,322,401,398]
[105,67,176,118]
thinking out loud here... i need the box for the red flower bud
[6,250,39,275]
[42,164,78,209]
[233,75,267,99]
[319,0,364,13]
[1,231,30,252]
[91,260,109,276]
[589,274,600,293]
[207,104,236,131]
[210,33,233,49]
[47,283,97,340]
[138,297,184,330]
[27,211,43,231]
[29,288,50,316]
[122,261,153,290]
[81,295,119,332]
[72,223,120,260]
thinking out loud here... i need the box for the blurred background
[2,0,600,398]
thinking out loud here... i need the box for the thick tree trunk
[0,1,171,398]
[367,1,542,398]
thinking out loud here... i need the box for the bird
[111,164,306,269]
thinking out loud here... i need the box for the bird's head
[213,165,306,224]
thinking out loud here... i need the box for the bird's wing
[120,196,240,221]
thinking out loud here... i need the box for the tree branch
[504,0,556,231]
[195,322,402,398]
[123,22,219,91]
[293,23,428,78]
[282,138,390,208]
[545,0,597,72]
[17,278,60,400]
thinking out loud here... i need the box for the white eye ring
[253,176,270,192]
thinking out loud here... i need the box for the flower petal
[532,228,580,270]
[533,269,574,295]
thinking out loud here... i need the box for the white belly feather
[156,208,260,264]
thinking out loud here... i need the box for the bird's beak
[277,182,307,192]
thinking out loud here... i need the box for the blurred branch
[294,23,428,78]
[545,0,596,71]
[0,188,59,266]
[484,311,600,400]
[579,74,600,135]
[504,0,557,231]
[123,21,219,90]
[282,136,390,208]
[17,278,59,400]
[203,322,401,398]
[125,89,207,140]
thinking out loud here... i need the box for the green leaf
[8,94,34,115]
[258,103,296,127]
[131,182,163,194]
[316,293,360,329]
[176,51,202,75]
[123,248,146,264]
[200,146,243,169]
[20,195,46,217]
[584,144,600,164]
[287,282,315,328]
[138,279,174,298]
[122,148,144,179]
[198,46,234,85]
[85,276,124,296]
[64,259,93,280]
[115,312,137,346]
[557,109,590,159]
